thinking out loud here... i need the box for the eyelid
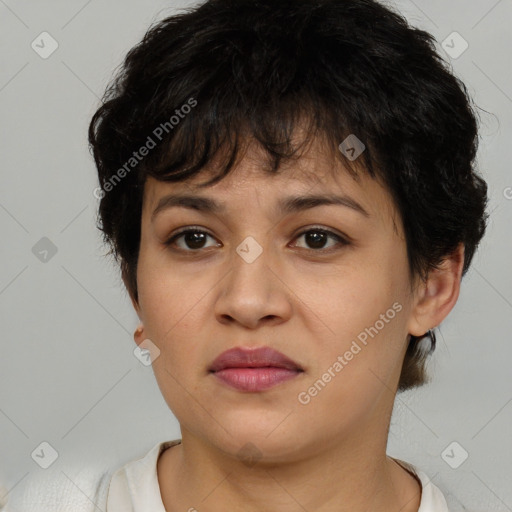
[168,225,213,238]
[293,225,351,243]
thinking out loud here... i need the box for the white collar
[106,440,449,512]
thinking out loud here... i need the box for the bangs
[136,91,375,190]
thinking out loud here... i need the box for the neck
[158,417,421,512]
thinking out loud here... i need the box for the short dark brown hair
[88,0,488,391]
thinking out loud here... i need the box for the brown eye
[165,229,219,251]
[293,228,348,251]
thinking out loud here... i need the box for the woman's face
[131,139,425,461]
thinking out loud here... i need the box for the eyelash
[164,226,350,254]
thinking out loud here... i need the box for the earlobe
[407,244,465,337]
[133,324,145,346]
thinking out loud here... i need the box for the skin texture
[126,136,464,512]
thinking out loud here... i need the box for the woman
[85,0,488,510]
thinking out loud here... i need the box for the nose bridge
[215,234,290,326]
[230,234,273,295]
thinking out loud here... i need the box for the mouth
[208,346,304,392]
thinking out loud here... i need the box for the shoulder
[0,465,113,512]
[393,458,451,512]
[1,441,181,512]
[106,439,181,511]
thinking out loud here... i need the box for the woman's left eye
[292,228,348,251]
[164,227,348,252]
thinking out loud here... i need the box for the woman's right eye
[164,228,220,252]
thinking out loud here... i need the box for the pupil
[186,232,206,249]
[306,231,326,249]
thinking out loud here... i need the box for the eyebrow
[151,192,370,221]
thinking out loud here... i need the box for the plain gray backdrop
[1,0,511,510]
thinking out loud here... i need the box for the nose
[214,240,293,329]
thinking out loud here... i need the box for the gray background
[1,0,511,510]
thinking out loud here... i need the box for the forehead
[141,136,398,227]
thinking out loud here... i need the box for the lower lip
[211,367,302,391]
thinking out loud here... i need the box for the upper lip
[209,346,303,372]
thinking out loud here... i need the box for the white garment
[1,439,450,511]
[105,439,450,512]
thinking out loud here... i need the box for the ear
[407,243,465,337]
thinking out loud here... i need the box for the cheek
[135,255,222,383]
[294,301,408,434]
[300,247,411,386]
[137,251,213,338]
[302,261,403,342]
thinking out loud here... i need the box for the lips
[209,346,303,373]
[209,346,304,392]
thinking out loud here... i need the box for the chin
[202,426,309,465]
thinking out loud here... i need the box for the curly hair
[88,0,488,391]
